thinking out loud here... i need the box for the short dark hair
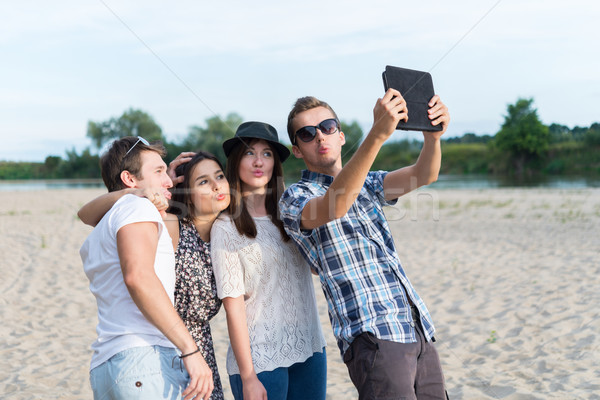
[225,138,289,241]
[287,96,339,144]
[100,137,166,192]
[168,151,225,223]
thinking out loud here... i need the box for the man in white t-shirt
[79,136,213,400]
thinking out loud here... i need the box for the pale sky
[1,0,598,161]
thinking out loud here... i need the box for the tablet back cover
[382,65,442,132]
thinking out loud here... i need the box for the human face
[291,106,345,175]
[134,150,173,200]
[188,159,230,218]
[238,139,275,193]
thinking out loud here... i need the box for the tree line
[1,98,598,181]
[438,99,600,176]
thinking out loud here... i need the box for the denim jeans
[90,345,190,400]
[229,349,327,400]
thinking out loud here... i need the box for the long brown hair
[168,151,225,223]
[226,138,289,241]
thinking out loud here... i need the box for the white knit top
[211,214,326,375]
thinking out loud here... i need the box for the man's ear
[292,145,304,159]
[120,170,137,188]
[339,130,346,146]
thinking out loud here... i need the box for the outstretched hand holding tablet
[382,65,448,133]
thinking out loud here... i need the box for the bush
[584,128,600,146]
[440,143,490,174]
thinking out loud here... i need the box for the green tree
[58,147,100,178]
[493,98,549,174]
[181,113,243,164]
[87,108,165,149]
[373,139,422,171]
[445,132,492,144]
[584,122,600,146]
[42,156,63,178]
[571,126,588,141]
[0,161,40,179]
[548,123,571,143]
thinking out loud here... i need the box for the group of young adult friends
[78,87,450,400]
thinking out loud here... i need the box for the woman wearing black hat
[211,122,327,400]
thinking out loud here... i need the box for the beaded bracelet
[179,346,201,359]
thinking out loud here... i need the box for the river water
[1,174,599,192]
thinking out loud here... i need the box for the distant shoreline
[1,174,599,191]
[0,179,104,191]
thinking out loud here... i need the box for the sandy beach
[1,187,598,399]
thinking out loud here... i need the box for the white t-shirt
[211,214,326,375]
[80,195,176,370]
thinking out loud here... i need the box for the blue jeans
[229,349,327,400]
[90,345,190,400]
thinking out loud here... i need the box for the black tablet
[382,65,442,132]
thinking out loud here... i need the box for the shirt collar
[300,169,335,186]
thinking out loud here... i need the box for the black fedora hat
[223,121,290,162]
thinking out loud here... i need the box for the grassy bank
[2,140,599,182]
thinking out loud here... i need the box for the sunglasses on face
[123,136,150,158]
[294,118,339,144]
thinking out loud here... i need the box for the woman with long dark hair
[211,122,327,400]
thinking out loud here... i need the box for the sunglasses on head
[294,118,339,144]
[123,136,150,159]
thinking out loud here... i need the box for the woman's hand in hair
[168,151,196,185]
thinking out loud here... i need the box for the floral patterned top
[174,220,223,400]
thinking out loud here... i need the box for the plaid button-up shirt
[279,169,436,356]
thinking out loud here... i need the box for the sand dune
[0,188,598,399]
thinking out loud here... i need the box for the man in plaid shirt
[279,88,450,400]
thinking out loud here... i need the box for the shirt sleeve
[110,195,164,237]
[367,171,398,207]
[279,185,315,237]
[210,218,246,299]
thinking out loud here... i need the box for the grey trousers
[343,322,447,400]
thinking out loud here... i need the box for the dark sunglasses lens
[296,127,317,142]
[319,119,338,134]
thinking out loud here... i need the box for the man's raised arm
[383,95,449,201]
[301,89,406,230]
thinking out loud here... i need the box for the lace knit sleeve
[211,217,245,299]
